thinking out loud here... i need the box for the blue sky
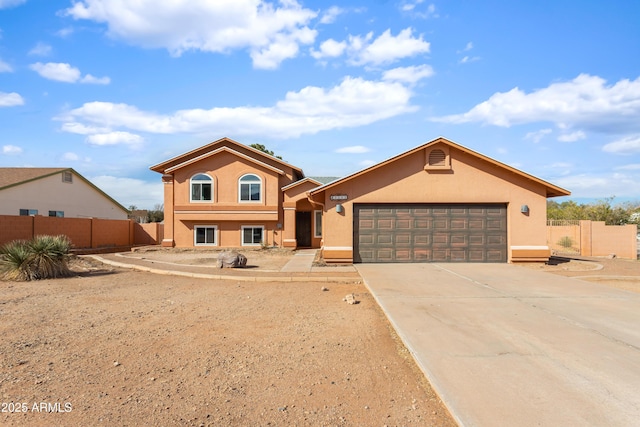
[1,0,639,209]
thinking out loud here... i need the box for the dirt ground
[518,254,640,294]
[0,254,455,427]
[2,250,638,427]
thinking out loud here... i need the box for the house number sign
[330,194,348,201]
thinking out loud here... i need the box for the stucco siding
[0,172,127,220]
[319,145,550,262]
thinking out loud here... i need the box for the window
[62,171,73,183]
[19,209,38,216]
[242,226,264,246]
[314,210,322,238]
[239,174,261,202]
[49,211,64,217]
[191,174,213,202]
[194,226,217,246]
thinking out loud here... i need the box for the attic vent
[428,149,446,166]
[62,171,73,183]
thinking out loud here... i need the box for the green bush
[0,235,72,281]
[557,236,574,249]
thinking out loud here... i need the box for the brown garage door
[354,204,507,263]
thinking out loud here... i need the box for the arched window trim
[190,173,214,202]
[238,173,262,202]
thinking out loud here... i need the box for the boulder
[217,251,247,268]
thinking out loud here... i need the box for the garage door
[354,204,507,263]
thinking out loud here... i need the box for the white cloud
[319,6,344,24]
[29,62,110,84]
[602,135,640,154]
[615,164,640,171]
[359,159,377,167]
[382,64,434,84]
[0,91,24,107]
[0,59,13,72]
[80,74,111,84]
[86,131,143,146]
[554,172,640,198]
[0,0,26,9]
[89,175,163,210]
[64,0,318,70]
[62,152,80,161]
[28,42,52,56]
[58,76,418,139]
[310,38,347,60]
[2,144,22,154]
[430,74,640,135]
[251,26,316,70]
[459,55,480,64]
[61,122,110,135]
[347,28,430,67]
[335,145,370,154]
[524,128,552,143]
[558,130,586,142]
[401,1,438,19]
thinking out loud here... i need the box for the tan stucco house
[0,167,129,220]
[151,137,570,263]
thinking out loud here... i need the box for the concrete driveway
[356,263,640,427]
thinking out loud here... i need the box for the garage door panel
[354,203,507,263]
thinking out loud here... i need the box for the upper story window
[19,209,38,216]
[239,174,261,202]
[191,173,213,202]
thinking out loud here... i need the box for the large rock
[217,251,247,268]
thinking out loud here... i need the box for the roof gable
[150,137,303,176]
[309,137,570,198]
[165,146,286,175]
[0,167,129,213]
[0,167,68,190]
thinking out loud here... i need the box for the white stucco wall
[0,172,127,220]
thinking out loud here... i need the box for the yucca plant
[0,235,72,281]
[0,240,32,281]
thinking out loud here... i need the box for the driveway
[356,263,640,427]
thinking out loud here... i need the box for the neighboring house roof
[309,137,571,198]
[281,177,323,191]
[308,176,341,185]
[149,137,304,176]
[0,167,129,213]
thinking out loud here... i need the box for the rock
[607,253,617,259]
[217,251,247,268]
[321,286,329,291]
[343,293,359,305]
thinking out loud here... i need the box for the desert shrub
[0,235,72,281]
[557,236,574,249]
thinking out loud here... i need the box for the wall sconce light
[336,203,344,213]
[520,205,530,214]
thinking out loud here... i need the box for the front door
[296,211,312,247]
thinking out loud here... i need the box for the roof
[309,137,571,198]
[308,176,341,185]
[0,167,68,189]
[281,177,323,191]
[0,167,129,213]
[149,137,304,176]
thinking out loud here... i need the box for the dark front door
[296,211,312,247]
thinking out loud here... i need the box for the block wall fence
[547,220,638,260]
[0,215,164,250]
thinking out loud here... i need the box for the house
[151,137,570,263]
[308,137,570,263]
[150,137,317,248]
[0,168,128,220]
